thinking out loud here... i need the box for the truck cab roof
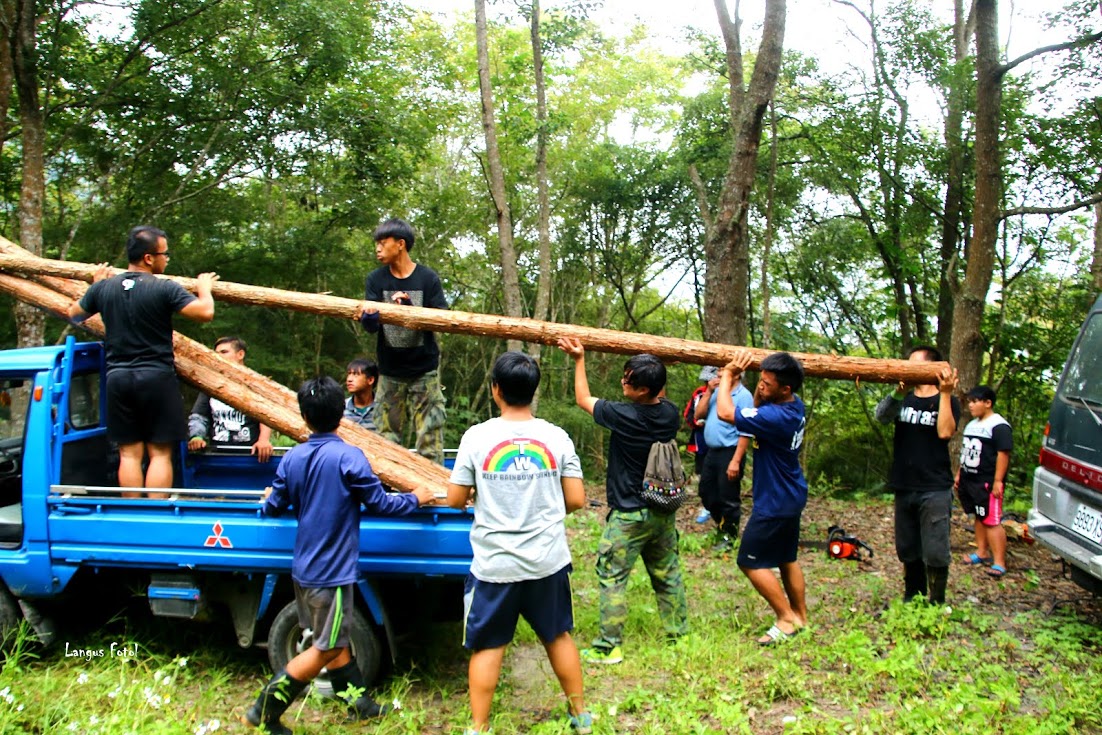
[0,341,103,376]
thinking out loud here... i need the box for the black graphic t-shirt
[958,413,1013,490]
[887,392,962,492]
[364,264,448,378]
[189,394,260,446]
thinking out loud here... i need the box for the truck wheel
[0,583,23,660]
[267,600,382,697]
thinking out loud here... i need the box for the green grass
[2,496,1101,734]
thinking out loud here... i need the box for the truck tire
[267,600,382,697]
[0,583,23,660]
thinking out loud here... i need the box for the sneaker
[711,534,734,553]
[569,711,594,734]
[695,508,712,524]
[580,646,623,665]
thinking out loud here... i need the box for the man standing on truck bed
[874,346,960,604]
[67,225,218,496]
[356,218,448,463]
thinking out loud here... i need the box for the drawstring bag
[640,440,688,513]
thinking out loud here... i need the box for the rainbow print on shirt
[482,438,557,474]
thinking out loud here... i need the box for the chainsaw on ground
[826,525,874,561]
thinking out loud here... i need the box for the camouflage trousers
[592,508,688,651]
[375,371,446,464]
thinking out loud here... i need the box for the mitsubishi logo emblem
[204,521,233,549]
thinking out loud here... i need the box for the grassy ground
[1,493,1101,735]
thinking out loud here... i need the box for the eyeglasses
[151,251,171,259]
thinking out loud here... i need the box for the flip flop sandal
[966,553,993,565]
[987,565,1006,578]
[757,624,792,646]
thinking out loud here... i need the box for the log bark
[0,268,449,494]
[0,243,949,384]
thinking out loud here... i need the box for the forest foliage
[0,0,1099,496]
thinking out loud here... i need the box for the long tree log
[0,243,949,384]
[0,271,449,494]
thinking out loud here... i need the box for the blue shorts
[462,564,574,650]
[737,514,801,569]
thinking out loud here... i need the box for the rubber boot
[926,565,949,605]
[242,669,308,735]
[327,659,391,721]
[902,561,928,602]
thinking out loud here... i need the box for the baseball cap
[698,366,719,381]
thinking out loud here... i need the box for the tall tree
[936,0,973,356]
[528,0,551,363]
[9,0,46,346]
[474,0,523,352]
[951,0,1102,388]
[699,0,786,345]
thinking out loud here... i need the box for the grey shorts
[293,582,355,652]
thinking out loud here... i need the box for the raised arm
[936,366,959,440]
[178,272,219,322]
[557,337,598,415]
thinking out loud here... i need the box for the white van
[1028,294,1102,593]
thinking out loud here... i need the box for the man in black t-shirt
[356,218,448,463]
[875,345,960,604]
[558,337,687,665]
[68,226,218,496]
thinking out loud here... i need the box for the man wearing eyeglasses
[68,225,218,496]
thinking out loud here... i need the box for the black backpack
[640,439,688,514]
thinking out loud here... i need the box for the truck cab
[1029,294,1102,593]
[0,338,473,689]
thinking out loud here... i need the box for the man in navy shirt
[243,376,434,735]
[717,350,809,645]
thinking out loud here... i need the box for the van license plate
[1071,503,1102,545]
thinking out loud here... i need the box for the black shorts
[294,582,355,652]
[737,513,801,569]
[462,564,574,651]
[105,369,187,445]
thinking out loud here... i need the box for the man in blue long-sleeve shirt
[243,376,434,735]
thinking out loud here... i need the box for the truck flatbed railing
[50,484,266,501]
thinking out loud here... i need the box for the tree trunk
[938,0,971,356]
[704,0,786,346]
[11,0,45,347]
[474,0,523,352]
[1093,199,1102,294]
[950,0,1000,390]
[760,100,778,348]
[0,0,14,151]
[0,245,950,384]
[528,0,552,409]
[0,270,450,494]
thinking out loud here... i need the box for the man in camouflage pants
[357,218,448,463]
[558,337,688,664]
[374,371,446,462]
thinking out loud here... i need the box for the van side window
[1058,314,1102,403]
[68,372,101,430]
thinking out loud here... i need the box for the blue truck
[0,337,473,689]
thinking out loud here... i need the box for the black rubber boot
[926,565,949,605]
[327,659,391,721]
[242,670,308,735]
[903,561,928,602]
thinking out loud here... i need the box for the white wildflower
[107,685,122,699]
[177,657,189,668]
[89,715,100,725]
[391,698,403,711]
[16,704,24,712]
[153,670,164,684]
[77,672,90,685]
[66,722,79,732]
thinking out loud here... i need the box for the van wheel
[0,583,24,660]
[267,601,382,697]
